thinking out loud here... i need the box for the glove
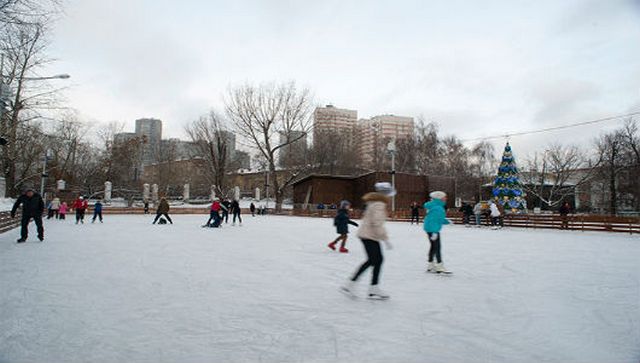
[383,240,393,250]
[429,233,439,241]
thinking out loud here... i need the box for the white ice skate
[426,262,436,273]
[435,263,452,275]
[367,285,390,300]
[339,280,357,299]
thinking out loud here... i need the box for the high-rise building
[278,131,308,167]
[358,114,414,168]
[135,118,162,165]
[313,105,357,144]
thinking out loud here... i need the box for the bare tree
[184,110,231,196]
[225,82,313,209]
[521,143,594,209]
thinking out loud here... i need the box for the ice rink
[0,214,638,363]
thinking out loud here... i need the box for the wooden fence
[286,209,640,234]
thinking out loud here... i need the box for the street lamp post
[387,139,396,213]
[40,149,52,198]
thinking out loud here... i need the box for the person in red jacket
[72,196,88,224]
[204,198,227,227]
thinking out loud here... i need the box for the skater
[231,199,242,225]
[205,198,223,227]
[11,187,45,242]
[410,201,420,224]
[59,201,68,220]
[473,201,483,226]
[250,202,256,217]
[221,199,231,224]
[424,191,451,273]
[328,200,358,253]
[46,200,54,219]
[51,197,60,219]
[72,196,88,224]
[341,182,395,300]
[489,200,502,229]
[559,202,571,229]
[92,198,103,223]
[143,200,150,214]
[459,202,473,226]
[152,197,173,224]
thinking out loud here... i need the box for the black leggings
[233,211,242,223]
[427,232,442,263]
[351,239,384,285]
[411,213,420,224]
[21,215,44,240]
[153,213,173,224]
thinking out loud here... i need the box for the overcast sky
[45,0,640,158]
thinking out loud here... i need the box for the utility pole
[387,139,396,212]
[40,150,51,198]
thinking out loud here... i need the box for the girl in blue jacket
[423,191,451,274]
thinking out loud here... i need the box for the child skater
[341,182,394,300]
[424,191,451,274]
[328,200,358,253]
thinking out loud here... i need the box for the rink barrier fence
[86,207,640,234]
[0,211,20,234]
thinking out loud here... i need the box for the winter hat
[374,182,397,197]
[429,191,447,200]
[339,200,351,209]
[79,196,84,200]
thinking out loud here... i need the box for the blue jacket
[423,199,450,233]
[94,202,103,213]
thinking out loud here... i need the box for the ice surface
[0,215,638,363]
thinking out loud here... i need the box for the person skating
[341,182,395,300]
[250,202,256,217]
[46,200,54,219]
[50,197,60,219]
[143,200,150,214]
[92,199,104,223]
[410,202,420,225]
[221,199,231,224]
[231,199,242,225]
[205,198,225,227]
[424,191,451,274]
[152,198,173,224]
[72,196,88,224]
[59,201,68,220]
[559,202,571,229]
[459,202,473,226]
[328,200,359,253]
[489,200,502,229]
[473,201,483,227]
[11,188,45,242]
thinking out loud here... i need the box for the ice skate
[328,242,337,251]
[426,261,436,273]
[38,236,44,242]
[435,263,452,274]
[339,280,357,298]
[339,246,349,253]
[367,285,390,300]
[16,238,26,243]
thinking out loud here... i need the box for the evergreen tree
[492,142,527,213]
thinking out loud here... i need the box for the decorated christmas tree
[492,142,527,213]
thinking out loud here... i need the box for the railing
[0,211,20,234]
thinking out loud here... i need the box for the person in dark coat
[250,202,256,217]
[143,200,150,214]
[152,198,173,224]
[559,202,571,229]
[11,188,45,242]
[92,199,104,223]
[459,202,474,225]
[231,199,242,225]
[410,202,421,224]
[328,200,359,253]
[221,199,230,224]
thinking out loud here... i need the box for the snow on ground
[0,198,15,212]
[0,215,638,363]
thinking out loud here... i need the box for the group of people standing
[204,198,243,227]
[328,182,453,300]
[457,200,504,229]
[11,188,106,243]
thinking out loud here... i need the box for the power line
[460,111,640,143]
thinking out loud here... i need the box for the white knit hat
[429,191,447,200]
[375,182,397,197]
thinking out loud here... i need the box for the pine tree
[492,142,527,213]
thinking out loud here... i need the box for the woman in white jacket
[341,182,395,300]
[489,200,503,229]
